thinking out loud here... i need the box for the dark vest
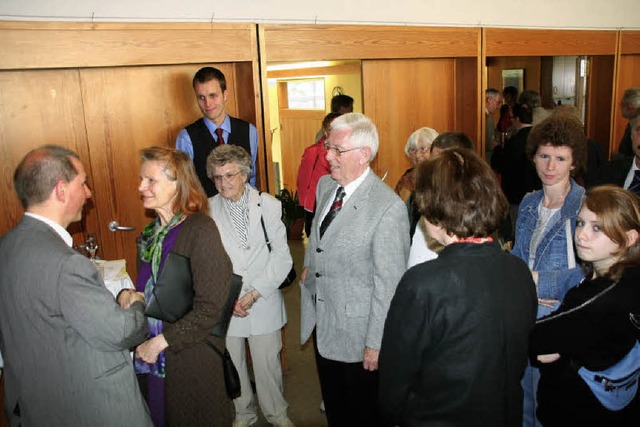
[186,117,251,197]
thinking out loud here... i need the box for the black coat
[530,267,640,426]
[379,242,537,427]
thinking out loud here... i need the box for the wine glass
[85,233,99,260]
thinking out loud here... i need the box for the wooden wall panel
[454,57,479,144]
[263,25,479,62]
[0,21,257,70]
[486,56,542,93]
[485,29,617,57]
[363,58,455,187]
[613,54,640,154]
[621,31,640,54]
[0,69,95,241]
[585,55,614,154]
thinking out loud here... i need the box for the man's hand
[136,334,169,364]
[117,289,145,309]
[363,347,379,371]
[301,267,308,284]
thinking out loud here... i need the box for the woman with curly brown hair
[511,113,589,426]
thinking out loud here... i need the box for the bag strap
[536,280,618,325]
[204,339,225,359]
[258,192,273,253]
[565,218,576,269]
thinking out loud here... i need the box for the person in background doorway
[314,94,354,142]
[615,88,640,159]
[176,66,259,196]
[497,85,519,136]
[519,89,551,126]
[298,112,342,238]
[485,88,502,163]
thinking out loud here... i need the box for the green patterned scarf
[139,211,185,281]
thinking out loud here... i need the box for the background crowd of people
[1,69,640,427]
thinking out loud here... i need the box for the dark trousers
[313,330,381,427]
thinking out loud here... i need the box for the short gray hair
[330,113,379,160]
[518,90,542,108]
[206,144,251,180]
[404,127,439,157]
[13,145,80,209]
[486,88,500,101]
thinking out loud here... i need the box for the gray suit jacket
[0,216,151,426]
[301,171,410,362]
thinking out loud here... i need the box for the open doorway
[266,60,362,192]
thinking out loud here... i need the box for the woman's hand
[136,334,168,363]
[538,297,559,308]
[232,290,260,318]
[117,289,145,309]
[537,353,561,364]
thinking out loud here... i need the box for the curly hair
[525,112,588,177]
[414,148,508,238]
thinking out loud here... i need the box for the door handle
[109,221,136,232]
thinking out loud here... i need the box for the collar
[342,167,371,203]
[203,114,231,135]
[633,157,640,171]
[24,212,73,247]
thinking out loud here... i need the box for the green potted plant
[275,188,306,240]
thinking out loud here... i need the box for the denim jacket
[512,179,585,318]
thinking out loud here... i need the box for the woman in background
[297,112,342,238]
[531,186,640,425]
[511,113,588,426]
[208,145,294,427]
[135,146,234,426]
[394,127,439,202]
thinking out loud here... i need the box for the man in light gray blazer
[0,145,152,426]
[300,113,410,426]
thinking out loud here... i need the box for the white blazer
[209,187,292,337]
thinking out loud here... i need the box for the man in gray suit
[0,145,152,426]
[300,113,410,426]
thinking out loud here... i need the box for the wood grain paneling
[454,57,479,144]
[585,55,614,154]
[485,29,617,57]
[613,54,640,154]
[486,56,542,93]
[0,21,257,70]
[363,58,455,187]
[263,25,479,62]
[0,69,95,241]
[621,31,640,55]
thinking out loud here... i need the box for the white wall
[1,0,639,30]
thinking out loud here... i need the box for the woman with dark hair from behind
[530,185,640,425]
[379,148,537,426]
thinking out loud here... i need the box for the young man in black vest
[176,67,258,197]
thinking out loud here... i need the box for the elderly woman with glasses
[206,145,295,427]
[394,127,439,203]
[134,146,234,426]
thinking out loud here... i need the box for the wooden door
[362,58,456,187]
[80,63,241,275]
[0,69,95,241]
[278,108,325,193]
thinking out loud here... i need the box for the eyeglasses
[212,171,242,182]
[325,143,363,157]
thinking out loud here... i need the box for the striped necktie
[319,186,345,238]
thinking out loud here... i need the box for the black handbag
[145,252,194,322]
[205,341,241,399]
[259,213,297,289]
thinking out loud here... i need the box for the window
[286,79,325,109]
